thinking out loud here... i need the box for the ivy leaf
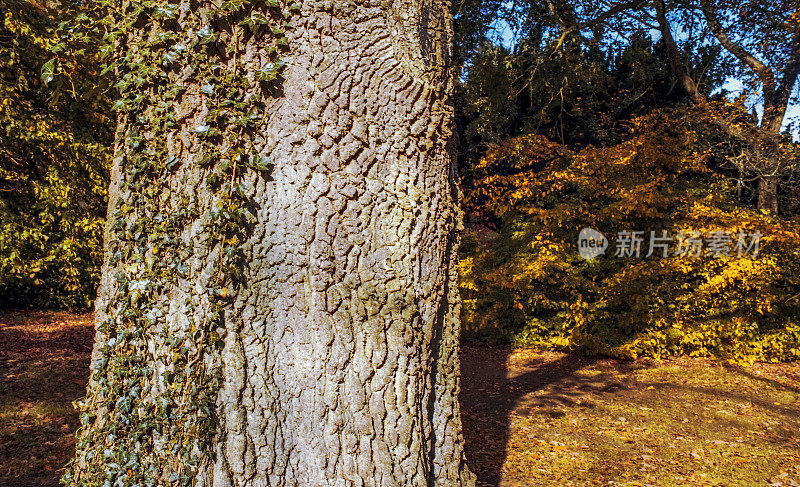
[153,6,177,19]
[256,60,285,81]
[197,26,219,45]
[41,59,55,85]
[251,12,271,24]
[219,0,248,12]
[248,155,272,171]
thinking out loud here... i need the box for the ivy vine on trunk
[54,0,296,485]
[54,0,475,486]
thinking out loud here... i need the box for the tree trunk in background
[757,105,789,215]
[758,177,779,215]
[83,0,476,485]
[657,0,800,214]
[754,102,787,215]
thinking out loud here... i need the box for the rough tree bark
[83,0,476,486]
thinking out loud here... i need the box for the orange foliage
[460,106,800,363]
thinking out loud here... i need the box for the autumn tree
[470,0,799,213]
[460,106,800,363]
[656,0,799,213]
[0,0,111,308]
[60,0,475,486]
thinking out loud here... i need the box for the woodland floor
[1,311,799,486]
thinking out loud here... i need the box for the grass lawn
[0,310,92,486]
[1,310,798,486]
[461,347,800,486]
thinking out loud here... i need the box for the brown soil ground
[2,311,799,486]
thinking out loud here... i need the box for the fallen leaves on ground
[0,310,93,487]
[2,311,799,486]
[461,347,800,486]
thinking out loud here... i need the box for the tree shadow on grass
[721,362,800,394]
[459,346,606,486]
[0,311,93,487]
[459,346,800,487]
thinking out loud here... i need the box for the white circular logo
[578,228,607,259]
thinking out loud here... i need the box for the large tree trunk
[73,1,475,486]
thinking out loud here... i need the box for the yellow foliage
[0,0,111,308]
[460,106,800,362]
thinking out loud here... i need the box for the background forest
[2,0,800,362]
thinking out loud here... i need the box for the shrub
[460,105,800,363]
[0,0,111,308]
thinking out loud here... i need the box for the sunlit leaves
[0,0,111,309]
[460,105,800,364]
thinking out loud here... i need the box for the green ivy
[49,0,299,485]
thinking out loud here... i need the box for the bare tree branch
[655,0,704,103]
[699,0,775,95]
[548,0,650,50]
